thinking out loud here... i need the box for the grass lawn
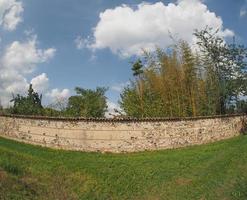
[0,136,247,200]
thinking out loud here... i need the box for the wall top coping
[0,113,246,123]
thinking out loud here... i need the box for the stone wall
[0,114,246,153]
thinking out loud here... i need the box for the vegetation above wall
[2,85,108,118]
[1,27,247,118]
[120,28,247,118]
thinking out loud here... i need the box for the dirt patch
[175,177,192,186]
[0,168,7,180]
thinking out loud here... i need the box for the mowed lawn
[0,135,247,200]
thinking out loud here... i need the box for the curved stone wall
[0,114,246,153]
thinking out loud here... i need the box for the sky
[0,0,246,115]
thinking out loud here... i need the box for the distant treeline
[0,27,246,118]
[0,85,108,118]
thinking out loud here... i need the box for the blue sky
[0,0,246,113]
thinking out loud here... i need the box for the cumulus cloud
[2,35,56,74]
[240,1,247,17]
[46,89,70,102]
[111,81,130,92]
[240,9,247,17]
[105,101,121,118]
[0,35,56,107]
[80,0,234,57]
[0,0,23,31]
[75,36,90,49]
[31,73,49,93]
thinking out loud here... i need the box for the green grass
[0,136,247,200]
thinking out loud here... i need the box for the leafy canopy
[120,27,247,118]
[67,87,108,118]
[10,84,43,115]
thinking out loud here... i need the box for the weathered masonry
[0,114,246,153]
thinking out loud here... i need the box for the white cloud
[0,35,56,107]
[43,48,57,61]
[111,81,130,92]
[81,0,234,57]
[105,101,121,118]
[240,1,247,18]
[2,35,56,74]
[75,36,90,49]
[31,73,49,93]
[240,9,246,17]
[0,0,23,31]
[46,89,70,102]
[75,36,98,61]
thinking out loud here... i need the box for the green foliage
[0,103,3,114]
[67,87,108,118]
[10,84,43,115]
[44,99,68,117]
[6,85,109,118]
[194,27,247,114]
[120,42,208,117]
[236,100,247,114]
[131,59,144,77]
[42,108,61,117]
[120,28,247,118]
[120,84,164,118]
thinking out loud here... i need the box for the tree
[131,59,144,77]
[66,87,108,118]
[120,85,142,118]
[236,100,247,114]
[0,101,3,114]
[179,41,198,116]
[44,98,68,117]
[10,84,43,115]
[194,27,247,114]
[120,44,205,118]
[131,59,145,117]
[120,31,247,118]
